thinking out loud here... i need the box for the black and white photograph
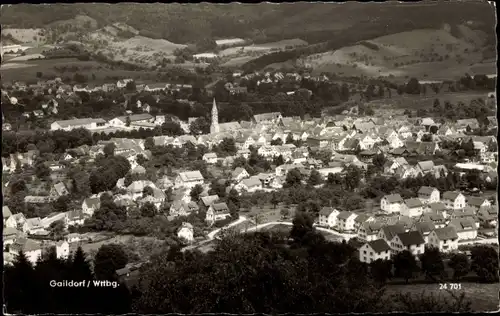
[1,1,498,314]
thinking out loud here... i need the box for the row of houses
[50,113,162,131]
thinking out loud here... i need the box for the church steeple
[210,97,219,134]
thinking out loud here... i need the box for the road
[206,216,248,240]
[243,221,358,241]
[458,237,498,246]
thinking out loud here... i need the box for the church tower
[210,98,220,134]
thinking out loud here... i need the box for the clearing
[219,38,308,57]
[303,27,490,80]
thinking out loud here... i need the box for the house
[22,217,45,234]
[200,195,219,208]
[206,202,231,225]
[456,118,480,132]
[390,231,426,256]
[50,182,69,197]
[108,114,154,127]
[66,233,83,243]
[357,221,383,241]
[415,160,435,175]
[169,201,199,217]
[177,222,194,243]
[418,186,440,204]
[377,224,406,243]
[231,167,250,182]
[421,211,447,228]
[353,214,375,232]
[477,206,498,227]
[359,239,392,264]
[5,213,27,230]
[9,238,42,265]
[336,211,358,232]
[174,171,204,189]
[56,240,70,259]
[466,196,491,210]
[41,212,68,229]
[236,177,263,193]
[50,118,107,131]
[318,207,340,228]
[427,227,459,253]
[65,210,85,226]
[402,198,424,218]
[117,79,134,89]
[82,197,100,216]
[412,221,436,243]
[380,194,404,214]
[202,153,218,164]
[236,149,251,159]
[3,227,22,245]
[442,191,466,210]
[447,218,478,240]
[3,205,12,225]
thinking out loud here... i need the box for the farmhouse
[174,171,204,189]
[442,191,466,210]
[380,194,404,214]
[427,227,459,253]
[50,118,107,131]
[418,186,440,204]
[390,231,426,256]
[318,207,340,228]
[447,218,478,241]
[358,240,392,264]
[206,203,231,225]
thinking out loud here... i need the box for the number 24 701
[439,283,462,290]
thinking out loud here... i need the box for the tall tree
[419,246,447,282]
[470,245,499,282]
[93,244,128,280]
[393,250,419,283]
[448,252,470,281]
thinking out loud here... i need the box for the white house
[447,218,478,241]
[402,198,424,218]
[377,224,406,244]
[82,197,101,216]
[380,194,404,214]
[108,114,154,128]
[357,221,383,242]
[175,171,205,189]
[442,191,466,210]
[205,203,231,226]
[390,231,426,256]
[5,213,26,230]
[427,227,459,253]
[231,167,250,182]
[318,207,340,228]
[418,186,440,204]
[202,153,218,164]
[359,239,392,264]
[336,211,358,232]
[177,222,194,243]
[236,177,262,193]
[50,118,107,131]
[412,221,436,243]
[9,239,42,265]
[466,196,491,210]
[56,240,70,259]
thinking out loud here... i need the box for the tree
[448,253,470,281]
[270,138,283,146]
[125,81,136,92]
[103,143,115,157]
[4,250,37,313]
[470,245,499,282]
[393,250,419,283]
[284,168,303,188]
[52,195,70,213]
[270,191,280,209]
[370,259,392,285]
[140,202,157,217]
[405,77,421,95]
[421,134,433,142]
[125,116,131,127]
[93,244,128,280]
[272,154,285,166]
[190,117,210,135]
[36,71,43,78]
[35,162,51,179]
[290,211,315,244]
[285,133,294,144]
[143,186,154,197]
[372,153,386,170]
[49,220,66,240]
[190,184,204,202]
[419,246,447,281]
[307,169,323,186]
[344,165,362,191]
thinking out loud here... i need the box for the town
[1,2,498,314]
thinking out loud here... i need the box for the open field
[304,27,492,80]
[2,28,47,44]
[219,38,308,57]
[0,57,159,83]
[369,91,491,112]
[385,282,499,312]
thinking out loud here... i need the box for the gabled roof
[467,196,489,207]
[383,194,404,204]
[418,186,438,195]
[367,239,391,253]
[413,221,436,235]
[319,207,339,217]
[200,195,219,207]
[115,113,154,123]
[442,191,462,201]
[3,205,12,218]
[433,226,458,240]
[396,231,425,246]
[417,160,435,171]
[381,224,406,241]
[405,198,423,209]
[448,218,477,231]
[210,202,230,214]
[337,211,355,220]
[362,221,383,234]
[429,202,447,212]
[241,177,262,189]
[178,171,204,182]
